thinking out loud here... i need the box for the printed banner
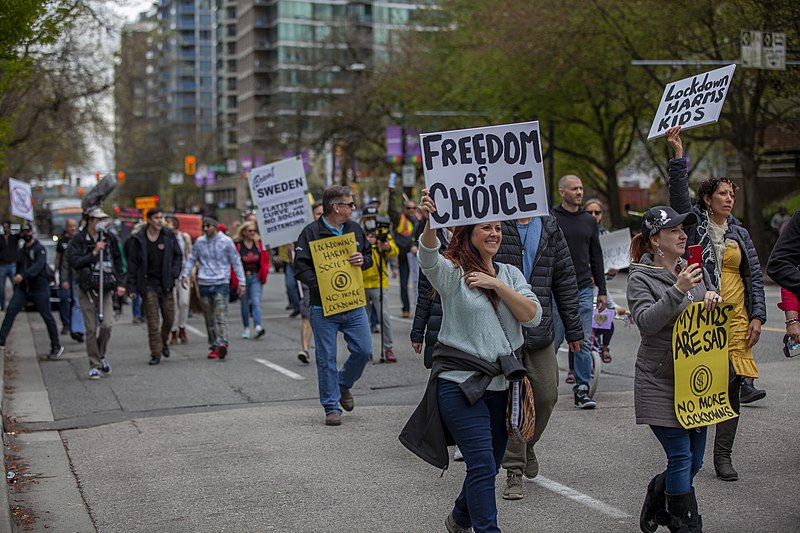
[421,121,549,229]
[310,233,366,317]
[647,64,736,140]
[599,229,632,271]
[8,178,33,221]
[248,157,312,249]
[672,302,738,429]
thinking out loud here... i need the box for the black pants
[0,286,59,350]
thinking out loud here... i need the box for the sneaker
[565,370,576,384]
[445,512,472,533]
[207,348,219,359]
[100,357,111,375]
[453,446,464,462]
[502,473,524,500]
[297,350,310,364]
[254,325,265,339]
[289,310,301,318]
[170,331,178,345]
[523,449,539,480]
[149,355,161,365]
[340,389,354,412]
[61,325,70,335]
[49,345,65,359]
[162,345,170,358]
[178,327,188,344]
[384,348,397,363]
[217,344,228,360]
[88,368,101,380]
[574,387,597,409]
[242,328,250,339]
[371,325,379,334]
[325,411,341,426]
[740,378,766,404]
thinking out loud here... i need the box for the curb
[1,317,15,533]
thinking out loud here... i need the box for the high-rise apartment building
[216,0,239,160]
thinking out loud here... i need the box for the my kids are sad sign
[647,64,736,140]
[421,121,549,229]
[310,233,366,317]
[672,302,738,429]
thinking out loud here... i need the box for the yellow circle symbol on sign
[332,271,352,292]
[690,365,712,397]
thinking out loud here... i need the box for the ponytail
[630,233,651,263]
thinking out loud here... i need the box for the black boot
[686,488,703,533]
[639,471,666,533]
[656,492,692,533]
[714,417,739,481]
[740,378,766,404]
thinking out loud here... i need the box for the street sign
[741,30,761,68]
[402,164,416,187]
[763,31,786,70]
[168,172,183,185]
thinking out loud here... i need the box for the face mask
[22,234,33,242]
[96,221,109,232]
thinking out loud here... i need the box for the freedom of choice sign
[421,121,549,229]
[247,157,312,249]
[647,64,736,140]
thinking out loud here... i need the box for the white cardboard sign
[647,65,736,140]
[8,178,34,221]
[247,157,312,248]
[599,228,632,271]
[421,121,549,229]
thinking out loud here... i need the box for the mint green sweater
[418,239,542,390]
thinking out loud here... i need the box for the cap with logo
[641,206,697,240]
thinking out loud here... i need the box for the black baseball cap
[362,205,379,217]
[641,206,697,240]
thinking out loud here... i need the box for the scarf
[696,211,728,291]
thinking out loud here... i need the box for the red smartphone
[687,245,702,268]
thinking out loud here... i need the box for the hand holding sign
[419,188,436,219]
[702,291,723,312]
[667,126,684,159]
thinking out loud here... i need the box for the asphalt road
[3,272,799,532]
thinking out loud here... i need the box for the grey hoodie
[627,254,707,428]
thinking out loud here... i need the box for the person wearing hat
[627,205,720,532]
[360,205,399,362]
[67,207,125,380]
[0,223,64,359]
[180,216,245,359]
[164,213,192,345]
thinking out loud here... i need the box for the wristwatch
[786,317,799,326]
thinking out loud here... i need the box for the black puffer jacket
[668,157,767,324]
[495,217,583,350]
[410,223,449,368]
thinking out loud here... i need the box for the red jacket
[230,240,270,290]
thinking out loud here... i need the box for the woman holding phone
[666,126,767,482]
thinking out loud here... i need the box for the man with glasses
[294,186,373,426]
[180,217,245,360]
[388,185,421,318]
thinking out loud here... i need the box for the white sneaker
[254,325,265,339]
[242,328,250,339]
[88,368,101,380]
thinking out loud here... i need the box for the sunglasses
[587,210,602,215]
[405,206,416,210]
[336,202,356,209]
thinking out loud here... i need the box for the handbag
[495,310,536,443]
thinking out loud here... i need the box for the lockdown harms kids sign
[672,302,738,429]
[248,156,312,248]
[421,121,549,229]
[647,64,736,140]
[310,233,366,317]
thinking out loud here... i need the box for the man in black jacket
[0,223,63,358]
[0,220,21,311]
[552,175,607,410]
[67,207,125,380]
[293,186,373,427]
[126,208,182,366]
[493,215,583,500]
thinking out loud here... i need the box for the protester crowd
[1,127,798,532]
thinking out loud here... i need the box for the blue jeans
[199,284,229,347]
[438,379,507,533]
[0,263,16,310]
[132,294,144,320]
[309,307,371,413]
[240,275,263,328]
[553,287,594,391]
[284,263,301,313]
[650,425,708,495]
[70,283,85,334]
[0,287,59,350]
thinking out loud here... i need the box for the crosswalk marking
[254,358,305,380]
[531,476,631,519]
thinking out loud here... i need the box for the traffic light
[117,171,125,184]
[184,155,196,176]
[78,187,85,197]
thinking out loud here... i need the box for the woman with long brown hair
[232,221,270,339]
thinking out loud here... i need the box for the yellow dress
[720,241,758,378]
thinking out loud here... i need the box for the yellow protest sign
[672,302,738,429]
[310,233,365,316]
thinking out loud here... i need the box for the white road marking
[531,476,631,519]
[184,325,206,338]
[254,358,305,380]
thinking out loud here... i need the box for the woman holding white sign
[667,126,767,483]
[400,189,541,533]
[627,206,721,533]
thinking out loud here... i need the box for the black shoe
[739,378,766,404]
[162,345,170,358]
[574,388,597,409]
[61,325,70,335]
[218,344,228,359]
[640,472,666,533]
[371,326,379,334]
[149,355,160,365]
[289,310,301,318]
[297,350,310,364]
[285,304,293,310]
[49,345,65,359]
